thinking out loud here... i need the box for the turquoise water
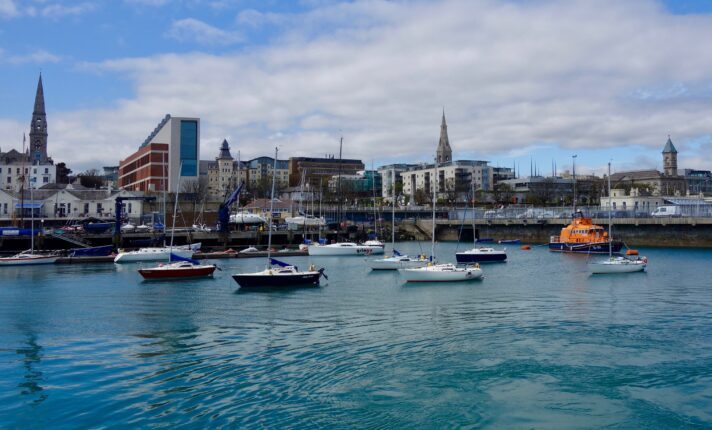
[1,243,710,428]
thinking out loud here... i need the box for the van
[651,205,682,218]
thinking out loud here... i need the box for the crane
[113,195,157,248]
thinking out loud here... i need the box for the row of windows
[0,167,51,175]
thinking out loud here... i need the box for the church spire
[29,73,49,164]
[436,109,452,164]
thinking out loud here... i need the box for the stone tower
[217,139,236,197]
[436,110,452,164]
[29,74,48,164]
[662,135,678,176]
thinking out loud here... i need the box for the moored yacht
[114,243,200,263]
[0,251,58,266]
[308,242,384,256]
[369,250,429,270]
[455,246,507,263]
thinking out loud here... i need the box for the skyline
[2,0,712,175]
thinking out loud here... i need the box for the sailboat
[233,147,328,288]
[456,182,507,263]
[308,139,382,256]
[589,162,647,274]
[399,159,483,282]
[0,165,58,266]
[137,166,216,280]
[368,168,428,270]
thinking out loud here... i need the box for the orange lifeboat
[548,212,623,254]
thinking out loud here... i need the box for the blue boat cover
[170,253,200,265]
[269,258,291,268]
[393,249,402,256]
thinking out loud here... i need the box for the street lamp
[572,154,577,213]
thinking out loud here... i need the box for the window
[33,168,37,174]
[44,168,48,174]
[97,203,103,213]
[43,177,49,183]
[7,177,10,183]
[128,203,132,213]
[180,120,198,176]
[84,203,89,214]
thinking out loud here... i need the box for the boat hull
[0,255,58,266]
[548,241,623,254]
[139,265,216,280]
[455,250,507,263]
[400,265,483,282]
[369,257,429,270]
[308,244,384,256]
[589,261,646,274]
[114,249,194,263]
[232,272,321,288]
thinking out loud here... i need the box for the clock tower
[29,74,48,164]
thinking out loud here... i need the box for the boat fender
[642,257,648,264]
[309,264,316,271]
[475,263,480,269]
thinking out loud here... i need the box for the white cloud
[27,0,712,171]
[166,18,243,45]
[0,0,18,18]
[124,0,172,6]
[8,49,61,64]
[40,2,96,18]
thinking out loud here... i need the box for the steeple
[29,73,48,164]
[218,139,233,160]
[436,109,452,164]
[662,135,678,176]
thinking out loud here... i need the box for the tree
[56,162,72,184]
[77,168,105,188]
[181,177,209,216]
[493,183,514,204]
[413,188,429,205]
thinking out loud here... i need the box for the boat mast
[391,168,395,247]
[29,172,34,254]
[572,154,577,215]
[431,158,438,260]
[336,137,343,233]
[472,180,476,247]
[266,147,278,269]
[607,161,612,259]
[169,162,183,252]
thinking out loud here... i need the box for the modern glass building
[118,114,200,192]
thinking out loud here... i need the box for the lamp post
[572,154,577,213]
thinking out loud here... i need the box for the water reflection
[15,332,47,405]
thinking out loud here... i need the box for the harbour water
[1,243,711,428]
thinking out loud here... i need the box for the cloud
[39,2,96,18]
[166,18,243,45]
[124,0,172,6]
[7,49,61,64]
[0,0,18,18]
[24,0,712,172]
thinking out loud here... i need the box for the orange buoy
[521,245,531,250]
[626,249,639,256]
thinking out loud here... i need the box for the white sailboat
[114,169,200,263]
[0,166,58,266]
[456,182,507,263]
[369,168,428,270]
[233,148,327,288]
[589,162,647,274]
[400,159,483,282]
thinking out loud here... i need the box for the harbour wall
[427,218,712,247]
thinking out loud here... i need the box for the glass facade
[180,120,198,176]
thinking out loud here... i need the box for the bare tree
[77,168,105,188]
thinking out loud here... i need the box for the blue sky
[2,0,712,174]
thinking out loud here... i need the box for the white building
[1,183,145,220]
[0,146,57,193]
[401,160,494,202]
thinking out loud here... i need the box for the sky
[1,0,712,175]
